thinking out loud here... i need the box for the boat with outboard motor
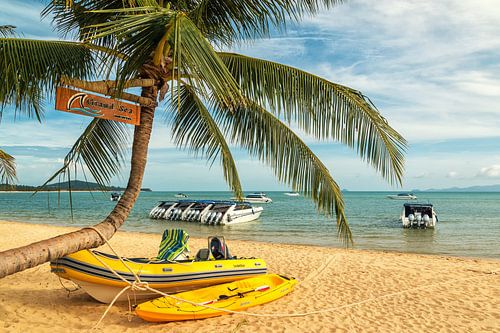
[400,203,438,228]
[232,192,272,203]
[387,193,417,200]
[284,192,299,197]
[174,193,188,198]
[50,235,267,303]
[149,200,263,225]
[110,192,121,201]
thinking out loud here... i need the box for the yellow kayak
[135,274,297,322]
[50,250,267,303]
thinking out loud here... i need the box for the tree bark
[0,85,158,278]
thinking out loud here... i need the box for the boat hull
[135,274,297,322]
[50,250,267,303]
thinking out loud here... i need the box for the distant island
[425,184,500,192]
[0,180,152,192]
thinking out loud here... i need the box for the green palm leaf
[37,119,130,191]
[0,25,16,37]
[83,8,242,108]
[187,0,344,45]
[0,148,16,185]
[214,97,352,243]
[219,52,407,185]
[168,85,243,198]
[0,39,97,120]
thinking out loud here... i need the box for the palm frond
[0,39,97,120]
[219,52,407,185]
[186,0,344,46]
[83,8,242,108]
[214,97,352,243]
[167,85,243,198]
[0,148,17,184]
[37,119,130,191]
[0,25,16,37]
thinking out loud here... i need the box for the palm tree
[0,148,16,185]
[0,1,406,278]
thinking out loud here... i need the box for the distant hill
[0,180,152,192]
[426,184,500,192]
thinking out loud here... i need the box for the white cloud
[478,165,500,178]
[447,171,459,178]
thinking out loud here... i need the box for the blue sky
[1,0,500,191]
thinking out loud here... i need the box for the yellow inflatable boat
[50,250,267,303]
[135,274,297,322]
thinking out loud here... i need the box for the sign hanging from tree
[55,87,140,125]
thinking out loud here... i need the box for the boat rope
[81,227,499,327]
[300,254,338,284]
[56,273,80,295]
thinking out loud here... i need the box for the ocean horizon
[1,190,499,259]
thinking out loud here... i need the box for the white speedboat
[387,193,417,200]
[110,192,121,201]
[284,192,299,197]
[201,202,263,225]
[400,203,438,228]
[149,200,263,225]
[233,193,272,203]
[174,193,188,198]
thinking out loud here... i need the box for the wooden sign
[55,87,140,125]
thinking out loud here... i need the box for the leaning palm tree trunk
[0,86,157,278]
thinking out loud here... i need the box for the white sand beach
[0,220,498,332]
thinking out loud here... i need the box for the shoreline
[1,218,499,261]
[0,220,499,332]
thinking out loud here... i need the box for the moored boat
[110,192,121,201]
[135,274,297,322]
[174,193,188,198]
[149,200,263,225]
[400,203,438,228]
[387,193,417,200]
[284,192,299,197]
[232,193,272,203]
[50,238,267,303]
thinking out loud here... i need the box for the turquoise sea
[0,191,499,259]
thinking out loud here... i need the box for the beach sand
[0,220,498,332]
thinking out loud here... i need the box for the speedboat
[233,193,272,203]
[174,193,188,198]
[387,193,417,200]
[284,192,299,197]
[50,236,267,303]
[110,192,121,201]
[149,200,263,225]
[400,203,438,228]
[201,201,263,225]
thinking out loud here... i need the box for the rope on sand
[81,227,499,328]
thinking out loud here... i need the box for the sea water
[0,191,499,259]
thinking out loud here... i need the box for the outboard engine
[422,214,430,228]
[152,207,160,219]
[407,214,414,228]
[415,214,422,227]
[209,212,217,224]
[167,209,174,219]
[215,212,223,224]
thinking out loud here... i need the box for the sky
[1,0,500,191]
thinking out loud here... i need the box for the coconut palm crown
[0,0,406,277]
